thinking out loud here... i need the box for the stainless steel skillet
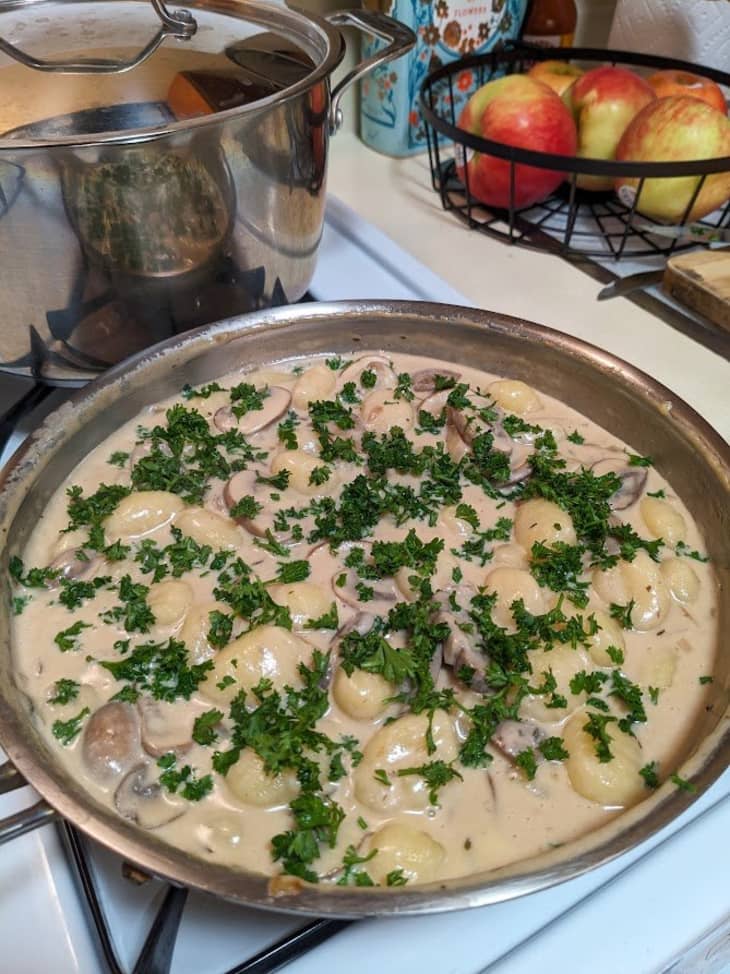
[0,300,727,917]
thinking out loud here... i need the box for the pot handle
[0,760,57,845]
[0,0,197,75]
[325,10,415,134]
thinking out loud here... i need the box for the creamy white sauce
[11,352,717,888]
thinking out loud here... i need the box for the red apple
[647,70,726,115]
[528,60,584,98]
[456,74,577,211]
[615,95,730,222]
[563,66,656,191]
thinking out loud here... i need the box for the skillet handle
[325,10,415,134]
[0,761,57,845]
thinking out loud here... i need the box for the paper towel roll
[609,0,730,73]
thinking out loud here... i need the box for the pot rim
[0,0,346,151]
[0,299,728,917]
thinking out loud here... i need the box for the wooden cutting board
[663,249,730,333]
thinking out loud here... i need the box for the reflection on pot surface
[61,144,233,278]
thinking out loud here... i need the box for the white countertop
[326,134,730,440]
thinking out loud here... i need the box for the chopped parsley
[626,453,653,468]
[515,748,538,780]
[52,707,90,745]
[207,610,233,649]
[48,678,80,705]
[108,451,130,468]
[670,773,697,793]
[277,413,299,450]
[583,712,617,763]
[229,495,262,520]
[54,620,91,651]
[229,382,267,420]
[100,575,155,633]
[609,600,635,630]
[396,760,463,805]
[640,761,660,789]
[539,736,570,762]
[567,430,585,444]
[100,638,213,701]
[275,560,310,584]
[157,753,214,801]
[675,541,709,562]
[9,556,59,588]
[304,603,339,630]
[529,541,589,608]
[192,708,224,746]
[336,846,377,887]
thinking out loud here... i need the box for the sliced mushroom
[437,611,490,693]
[46,547,99,587]
[591,456,648,511]
[448,404,531,489]
[412,368,461,395]
[337,611,378,639]
[332,567,400,615]
[492,719,544,762]
[223,468,297,544]
[419,389,450,418]
[115,763,187,829]
[446,422,469,463]
[338,354,397,391]
[214,386,291,435]
[82,702,141,782]
[138,697,193,758]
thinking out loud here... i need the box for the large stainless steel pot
[0,0,414,384]
[0,300,728,917]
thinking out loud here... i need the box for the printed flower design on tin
[421,24,441,45]
[435,0,449,17]
[443,19,462,48]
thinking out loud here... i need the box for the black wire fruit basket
[420,46,730,260]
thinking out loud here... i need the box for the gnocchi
[592,550,671,631]
[521,645,591,722]
[360,389,414,435]
[488,379,542,415]
[514,499,577,551]
[333,666,395,720]
[270,449,340,495]
[268,581,333,628]
[105,490,184,540]
[292,363,336,411]
[147,580,193,628]
[563,710,644,806]
[586,608,626,667]
[224,748,298,807]
[484,567,550,630]
[660,558,699,604]
[201,626,315,704]
[174,507,241,550]
[362,823,445,885]
[640,497,687,544]
[355,711,459,812]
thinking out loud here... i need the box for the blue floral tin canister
[360,0,527,156]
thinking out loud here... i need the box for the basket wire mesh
[420,46,730,260]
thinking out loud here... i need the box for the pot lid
[0,0,343,146]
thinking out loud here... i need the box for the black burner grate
[60,822,351,974]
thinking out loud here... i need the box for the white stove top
[1,198,728,974]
